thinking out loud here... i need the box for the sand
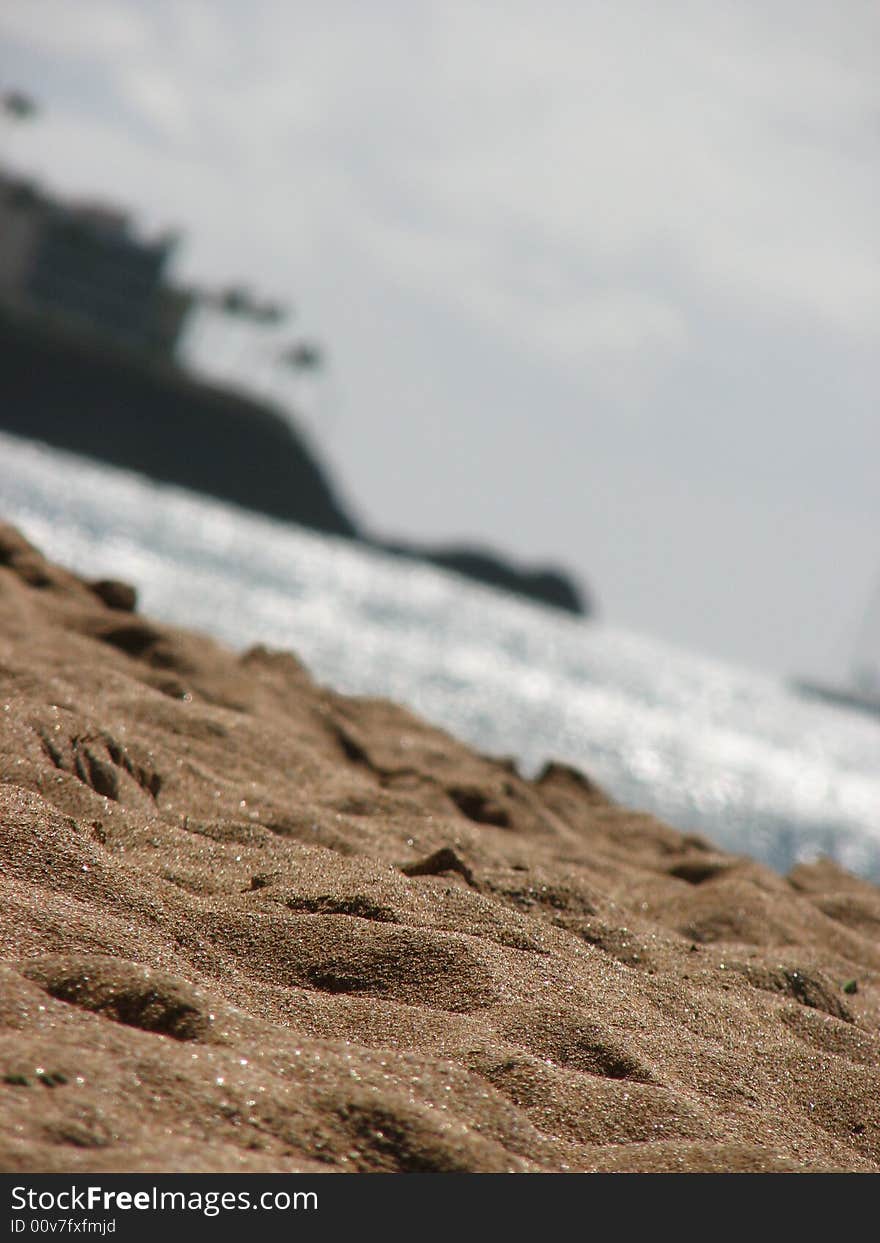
[0,522,877,1173]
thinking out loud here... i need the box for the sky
[1,0,878,679]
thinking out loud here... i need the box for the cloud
[6,2,876,352]
[117,66,196,143]
[4,0,877,393]
[0,0,149,56]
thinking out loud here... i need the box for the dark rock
[89,579,138,611]
[379,541,589,616]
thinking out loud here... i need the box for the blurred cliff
[0,152,589,616]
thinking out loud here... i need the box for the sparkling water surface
[2,431,878,881]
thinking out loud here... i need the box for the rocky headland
[0,306,589,616]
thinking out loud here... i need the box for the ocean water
[2,430,879,881]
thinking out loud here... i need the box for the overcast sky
[2,0,878,678]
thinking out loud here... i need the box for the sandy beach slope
[0,524,877,1172]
